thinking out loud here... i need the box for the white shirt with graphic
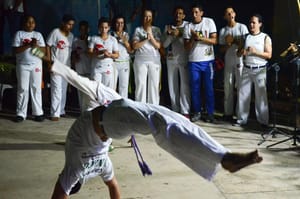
[183,17,216,62]
[47,28,74,65]
[12,30,45,66]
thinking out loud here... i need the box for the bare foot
[221,150,263,173]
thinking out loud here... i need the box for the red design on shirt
[57,40,66,49]
[95,43,105,52]
[23,38,31,45]
[35,68,41,72]
[106,70,111,74]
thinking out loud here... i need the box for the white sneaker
[233,119,246,127]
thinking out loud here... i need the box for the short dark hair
[22,14,35,26]
[223,5,234,14]
[62,14,75,23]
[191,2,203,11]
[173,5,185,15]
[98,17,110,27]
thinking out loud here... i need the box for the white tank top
[244,32,271,66]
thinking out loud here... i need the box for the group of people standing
[6,2,270,199]
[11,3,272,128]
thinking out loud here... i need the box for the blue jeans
[188,60,215,115]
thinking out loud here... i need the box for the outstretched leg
[104,176,121,199]
[221,150,263,173]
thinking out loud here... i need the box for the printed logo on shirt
[57,40,66,49]
[204,47,213,56]
[81,153,107,177]
[35,68,41,73]
[95,44,105,52]
[22,38,31,45]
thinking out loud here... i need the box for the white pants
[50,73,68,117]
[133,59,161,105]
[237,67,269,125]
[16,63,43,118]
[223,59,243,116]
[167,59,190,114]
[102,98,229,180]
[92,63,114,89]
[113,61,130,98]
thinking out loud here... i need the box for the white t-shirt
[183,17,217,62]
[163,21,188,63]
[219,23,248,61]
[12,30,45,65]
[89,35,119,66]
[72,36,91,74]
[47,28,74,65]
[132,26,161,62]
[110,31,130,61]
[67,111,112,154]
[244,32,271,66]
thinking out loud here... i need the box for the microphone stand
[258,63,289,146]
[266,57,300,148]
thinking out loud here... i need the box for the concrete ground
[0,112,299,199]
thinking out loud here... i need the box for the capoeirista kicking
[50,59,263,180]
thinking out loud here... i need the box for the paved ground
[0,112,299,199]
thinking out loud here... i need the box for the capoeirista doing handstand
[48,59,263,179]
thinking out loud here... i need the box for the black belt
[245,65,266,69]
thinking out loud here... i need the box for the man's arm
[92,106,108,141]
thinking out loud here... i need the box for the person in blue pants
[183,3,217,123]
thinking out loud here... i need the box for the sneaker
[205,114,215,123]
[233,119,246,127]
[15,116,24,123]
[190,112,201,122]
[51,117,59,121]
[34,115,45,122]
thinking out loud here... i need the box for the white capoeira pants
[237,67,269,125]
[16,63,43,118]
[52,60,229,180]
[166,59,190,114]
[133,59,161,105]
[50,73,68,117]
[113,61,130,98]
[223,58,243,116]
[92,63,114,89]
